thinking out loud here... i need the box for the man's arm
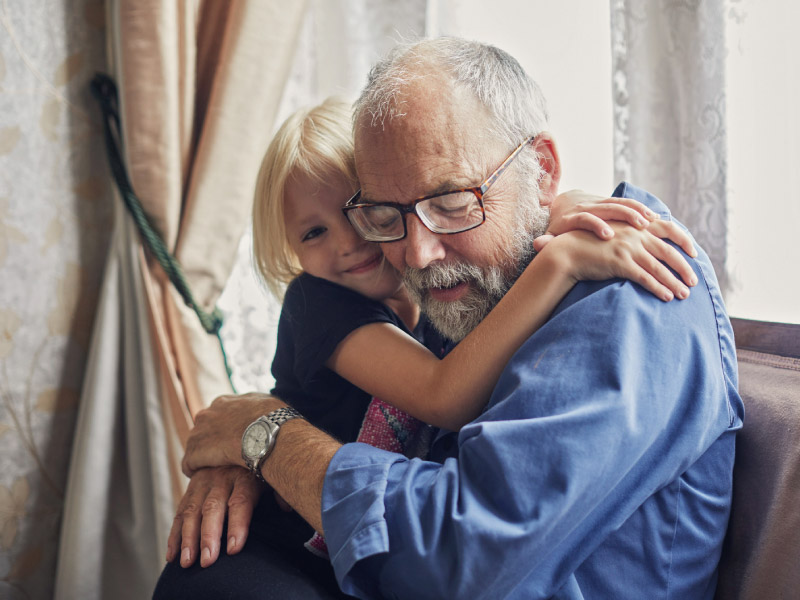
[321,250,739,599]
[259,418,340,533]
[181,393,341,535]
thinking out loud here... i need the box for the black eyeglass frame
[342,135,537,242]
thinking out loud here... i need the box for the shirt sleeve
[321,213,741,599]
[278,274,402,385]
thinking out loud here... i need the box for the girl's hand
[533,217,697,258]
[542,223,699,302]
[544,189,671,242]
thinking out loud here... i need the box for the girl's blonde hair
[252,98,358,299]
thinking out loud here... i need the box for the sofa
[715,318,800,599]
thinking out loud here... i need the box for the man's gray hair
[353,37,550,149]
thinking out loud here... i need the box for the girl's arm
[328,204,697,432]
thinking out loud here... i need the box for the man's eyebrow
[360,179,473,204]
[426,180,470,195]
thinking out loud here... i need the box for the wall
[0,1,111,597]
[725,0,800,324]
[436,0,614,194]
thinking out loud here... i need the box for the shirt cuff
[322,442,407,592]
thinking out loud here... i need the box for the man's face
[354,76,551,340]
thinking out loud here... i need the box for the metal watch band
[265,406,302,427]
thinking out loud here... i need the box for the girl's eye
[302,226,326,242]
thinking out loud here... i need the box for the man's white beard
[403,199,549,342]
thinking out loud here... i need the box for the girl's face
[283,170,404,301]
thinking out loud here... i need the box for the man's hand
[182,392,339,536]
[166,466,263,568]
[182,392,288,477]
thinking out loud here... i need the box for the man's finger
[175,500,201,568]
[167,473,210,564]
[166,512,183,563]
[226,472,262,555]
[199,481,233,568]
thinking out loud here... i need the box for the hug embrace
[155,37,742,600]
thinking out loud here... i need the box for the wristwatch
[241,406,303,482]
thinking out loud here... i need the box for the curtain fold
[55,1,308,598]
[55,205,172,600]
[610,0,729,292]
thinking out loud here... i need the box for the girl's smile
[283,170,405,302]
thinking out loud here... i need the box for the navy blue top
[321,183,744,599]
[271,272,446,443]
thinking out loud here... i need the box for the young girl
[252,98,695,553]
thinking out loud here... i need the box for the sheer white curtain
[611,0,730,293]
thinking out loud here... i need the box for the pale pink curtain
[121,0,308,425]
[55,1,308,598]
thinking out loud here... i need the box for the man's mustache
[403,261,485,292]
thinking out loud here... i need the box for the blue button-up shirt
[321,183,744,599]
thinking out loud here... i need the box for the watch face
[243,422,269,458]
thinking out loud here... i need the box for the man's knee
[153,537,349,600]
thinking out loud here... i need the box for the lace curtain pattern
[611,0,734,292]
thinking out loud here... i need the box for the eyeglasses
[342,136,537,242]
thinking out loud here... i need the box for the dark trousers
[153,493,353,599]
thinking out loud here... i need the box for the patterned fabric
[0,2,111,597]
[610,0,732,294]
[306,397,429,557]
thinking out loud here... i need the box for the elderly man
[156,38,742,599]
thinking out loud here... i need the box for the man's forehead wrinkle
[355,69,504,203]
[360,126,479,200]
[357,152,466,204]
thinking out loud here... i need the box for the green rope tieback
[91,73,236,391]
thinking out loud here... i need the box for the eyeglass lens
[349,192,483,241]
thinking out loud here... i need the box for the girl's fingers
[647,220,697,258]
[634,250,690,300]
[645,236,698,288]
[584,202,653,229]
[533,234,556,253]
[628,265,674,302]
[553,212,615,239]
[553,203,651,233]
[598,196,660,221]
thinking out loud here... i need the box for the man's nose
[402,215,446,269]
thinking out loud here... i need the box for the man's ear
[530,133,561,207]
